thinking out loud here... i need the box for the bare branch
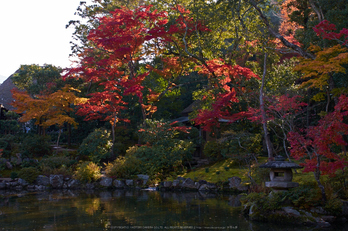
[248,0,315,59]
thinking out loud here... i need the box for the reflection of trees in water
[0,190,245,230]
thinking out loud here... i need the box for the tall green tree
[11,64,62,97]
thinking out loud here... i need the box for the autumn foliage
[193,59,259,131]
[288,94,348,175]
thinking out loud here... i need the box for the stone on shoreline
[99,177,113,188]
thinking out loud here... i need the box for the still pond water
[0,190,346,231]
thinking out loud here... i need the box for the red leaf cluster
[193,59,258,131]
[288,94,348,175]
[314,20,348,46]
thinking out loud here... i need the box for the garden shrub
[21,159,39,168]
[0,158,6,171]
[21,135,51,158]
[78,128,112,163]
[105,155,143,179]
[241,192,284,220]
[74,161,101,183]
[134,119,196,179]
[203,141,223,160]
[324,196,343,216]
[18,167,40,184]
[10,171,18,180]
[133,140,195,180]
[40,156,74,169]
[282,185,322,209]
[0,134,16,160]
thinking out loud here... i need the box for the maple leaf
[287,94,348,176]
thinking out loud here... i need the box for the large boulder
[113,180,125,188]
[18,178,29,187]
[228,176,248,191]
[0,182,6,189]
[182,178,196,190]
[137,174,149,186]
[198,182,217,191]
[37,175,50,186]
[172,180,180,188]
[5,161,12,170]
[67,179,80,189]
[49,175,64,188]
[125,179,134,187]
[163,181,172,188]
[99,177,113,187]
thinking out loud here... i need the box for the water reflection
[0,190,346,230]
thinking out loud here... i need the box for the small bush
[74,162,101,183]
[283,185,322,209]
[10,171,18,180]
[18,167,40,184]
[21,159,39,168]
[105,155,143,179]
[41,165,73,177]
[21,135,51,158]
[203,141,223,160]
[78,128,112,163]
[0,158,6,171]
[40,156,74,169]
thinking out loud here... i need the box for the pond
[0,190,346,231]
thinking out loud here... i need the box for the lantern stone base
[265,181,299,192]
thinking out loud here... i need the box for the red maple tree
[192,59,259,131]
[64,5,211,152]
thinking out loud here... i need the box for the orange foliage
[295,45,348,90]
[276,0,303,49]
[11,85,81,129]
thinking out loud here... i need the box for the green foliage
[220,131,261,160]
[324,196,343,216]
[42,165,73,177]
[78,128,112,163]
[203,141,223,160]
[242,192,283,212]
[10,171,18,180]
[21,159,39,168]
[21,135,51,158]
[132,141,195,180]
[74,161,101,183]
[0,120,21,135]
[282,185,322,209]
[0,134,16,159]
[134,119,196,179]
[40,156,74,169]
[0,158,7,171]
[266,58,303,96]
[11,64,62,95]
[105,155,143,179]
[18,167,40,184]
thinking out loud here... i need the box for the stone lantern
[260,155,303,192]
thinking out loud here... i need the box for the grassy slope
[171,157,317,186]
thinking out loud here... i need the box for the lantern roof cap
[259,155,303,169]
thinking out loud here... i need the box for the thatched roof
[0,75,18,111]
[181,100,201,116]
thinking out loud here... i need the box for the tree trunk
[68,123,71,147]
[314,153,327,202]
[248,0,315,59]
[56,128,61,147]
[260,53,274,159]
[111,115,117,157]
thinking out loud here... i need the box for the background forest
[1,0,348,203]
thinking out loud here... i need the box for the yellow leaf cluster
[295,45,348,90]
[12,85,82,129]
